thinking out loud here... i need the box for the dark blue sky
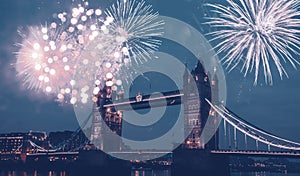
[0,0,300,145]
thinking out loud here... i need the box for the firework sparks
[206,0,300,85]
[105,0,164,64]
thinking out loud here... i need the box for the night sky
[0,0,300,145]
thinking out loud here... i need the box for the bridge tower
[90,85,123,151]
[183,61,218,150]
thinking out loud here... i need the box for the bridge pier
[74,150,132,175]
[172,148,230,176]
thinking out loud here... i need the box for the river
[1,170,299,176]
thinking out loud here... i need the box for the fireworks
[206,0,300,85]
[15,25,79,95]
[105,0,164,64]
[15,0,163,104]
[15,1,108,102]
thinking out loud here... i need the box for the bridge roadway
[24,150,300,158]
[103,90,183,110]
[21,91,300,159]
[211,150,300,157]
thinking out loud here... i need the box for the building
[0,131,47,154]
[183,61,219,150]
[0,133,25,154]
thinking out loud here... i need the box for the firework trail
[206,0,300,85]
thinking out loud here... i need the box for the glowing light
[33,43,40,50]
[51,22,57,28]
[77,24,84,30]
[46,86,52,92]
[47,58,53,64]
[31,52,38,59]
[60,45,67,52]
[90,25,97,31]
[72,90,78,95]
[35,64,41,70]
[70,80,76,86]
[44,67,50,73]
[63,57,68,63]
[116,80,122,86]
[38,75,44,81]
[93,87,100,95]
[106,72,113,79]
[58,13,64,19]
[41,28,47,33]
[95,9,102,16]
[81,98,88,104]
[112,85,117,91]
[70,97,77,104]
[44,46,50,52]
[49,69,56,75]
[71,18,78,25]
[92,96,98,102]
[79,7,85,13]
[44,77,50,83]
[105,62,112,68]
[82,59,89,65]
[114,52,120,58]
[43,35,49,40]
[86,9,94,16]
[95,80,101,85]
[57,93,64,100]
[106,80,113,87]
[81,15,87,21]
[64,65,70,71]
[65,88,71,94]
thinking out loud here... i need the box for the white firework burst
[105,0,164,64]
[206,0,300,85]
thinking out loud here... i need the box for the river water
[0,170,299,176]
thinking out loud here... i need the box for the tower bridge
[11,61,300,155]
[5,61,300,173]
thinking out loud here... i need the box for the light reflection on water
[231,172,298,176]
[0,170,297,176]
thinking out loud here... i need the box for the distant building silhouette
[0,131,47,154]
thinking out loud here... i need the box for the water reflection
[2,170,69,176]
[231,172,293,176]
[133,169,170,176]
[1,170,296,176]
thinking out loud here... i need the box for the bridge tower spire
[183,61,211,149]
